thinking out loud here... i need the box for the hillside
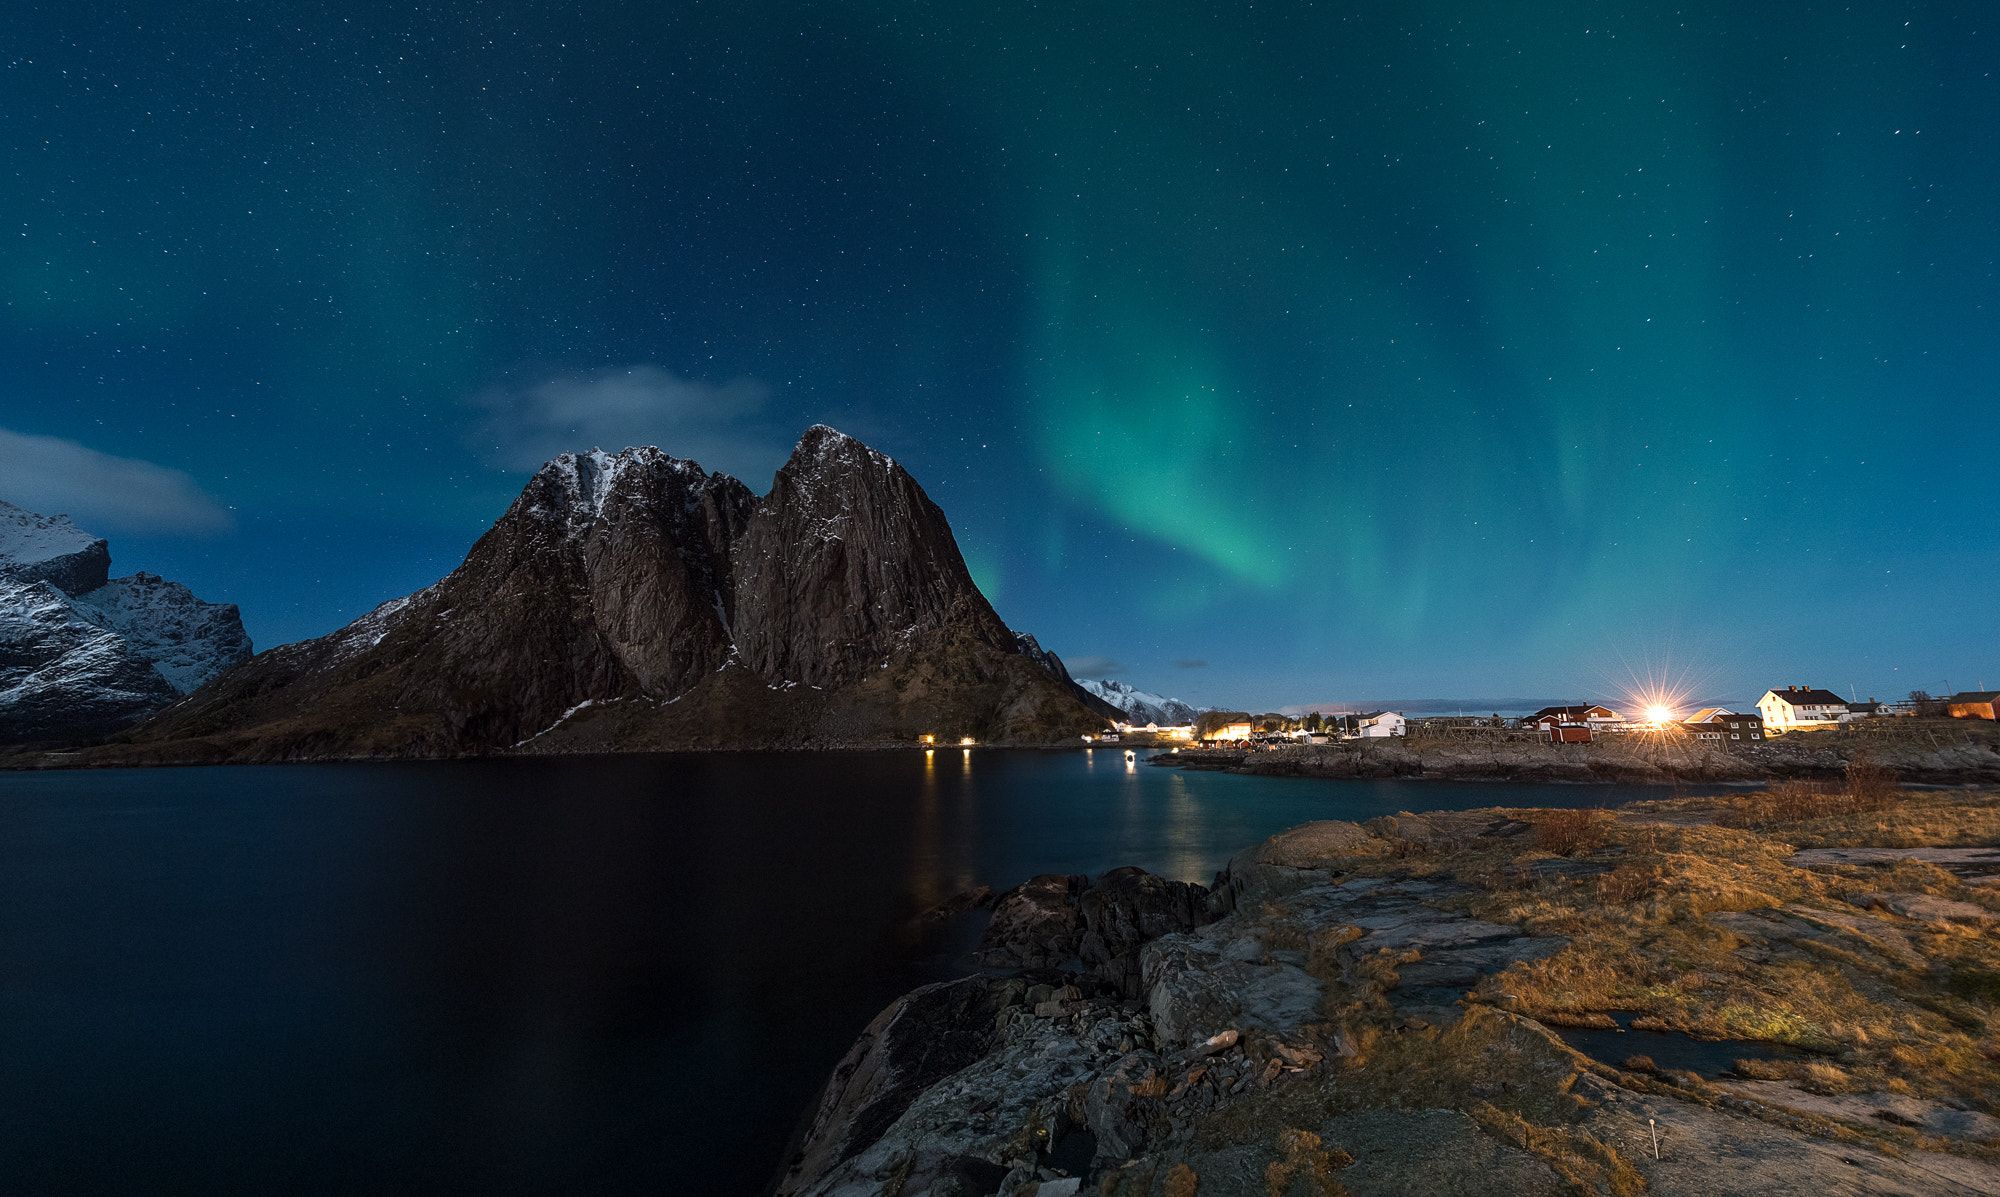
[34,427,1104,763]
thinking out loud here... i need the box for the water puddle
[1557,1013,1811,1077]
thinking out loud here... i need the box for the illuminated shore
[1157,721,2000,787]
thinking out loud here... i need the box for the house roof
[1950,692,2000,704]
[1527,705,1617,721]
[1762,688,1847,707]
[1684,708,1735,724]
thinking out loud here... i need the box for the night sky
[4,1,1995,711]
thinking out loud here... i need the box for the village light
[959,736,977,746]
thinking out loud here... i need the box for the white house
[1757,686,1849,732]
[1357,711,1406,738]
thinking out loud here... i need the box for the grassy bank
[1165,777,2000,1190]
[1161,719,2000,786]
[1273,781,2000,1133]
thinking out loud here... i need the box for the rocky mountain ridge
[1077,678,1205,726]
[0,500,252,743]
[67,426,1104,762]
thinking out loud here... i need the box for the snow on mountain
[0,498,111,596]
[1,504,252,742]
[69,572,254,694]
[0,575,180,741]
[1074,678,1205,726]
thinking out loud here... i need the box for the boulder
[1141,927,1324,1047]
[1851,892,2000,927]
[772,976,997,1197]
[1079,867,1215,997]
[1219,820,1387,906]
[975,874,1089,969]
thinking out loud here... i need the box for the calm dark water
[0,751,1707,1196]
[1559,1016,1811,1076]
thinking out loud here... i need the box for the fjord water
[0,752,1701,1195]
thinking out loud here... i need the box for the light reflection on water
[885,749,1727,889]
[1162,770,1207,882]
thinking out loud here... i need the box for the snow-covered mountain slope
[0,576,180,741]
[1074,678,1204,726]
[70,572,254,694]
[0,505,252,743]
[0,499,110,596]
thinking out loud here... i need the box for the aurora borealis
[4,1,1995,707]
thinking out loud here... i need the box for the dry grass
[1193,788,2000,1174]
[1442,791,2000,1117]
[1470,1105,1646,1196]
[1261,1128,1351,1196]
[1530,808,1607,855]
[1777,790,2000,849]
[1717,752,1906,828]
[1839,755,1893,802]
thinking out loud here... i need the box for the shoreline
[776,787,2000,1196]
[9,725,2000,784]
[1147,722,2000,788]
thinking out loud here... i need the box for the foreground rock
[0,500,252,743]
[775,977,1002,1196]
[975,868,1217,997]
[779,799,2000,1196]
[28,428,1103,764]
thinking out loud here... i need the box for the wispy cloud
[1175,659,1207,669]
[0,427,232,534]
[1063,654,1122,677]
[468,364,786,484]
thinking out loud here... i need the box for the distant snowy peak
[0,498,110,596]
[0,575,179,740]
[70,572,254,694]
[0,503,253,743]
[1075,678,1204,726]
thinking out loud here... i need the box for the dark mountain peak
[765,425,905,514]
[514,445,742,543]
[735,428,1005,688]
[790,423,882,466]
[109,426,1102,760]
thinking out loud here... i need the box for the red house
[1530,714,1593,743]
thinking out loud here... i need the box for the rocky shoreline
[1154,722,2000,787]
[775,796,2000,1197]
